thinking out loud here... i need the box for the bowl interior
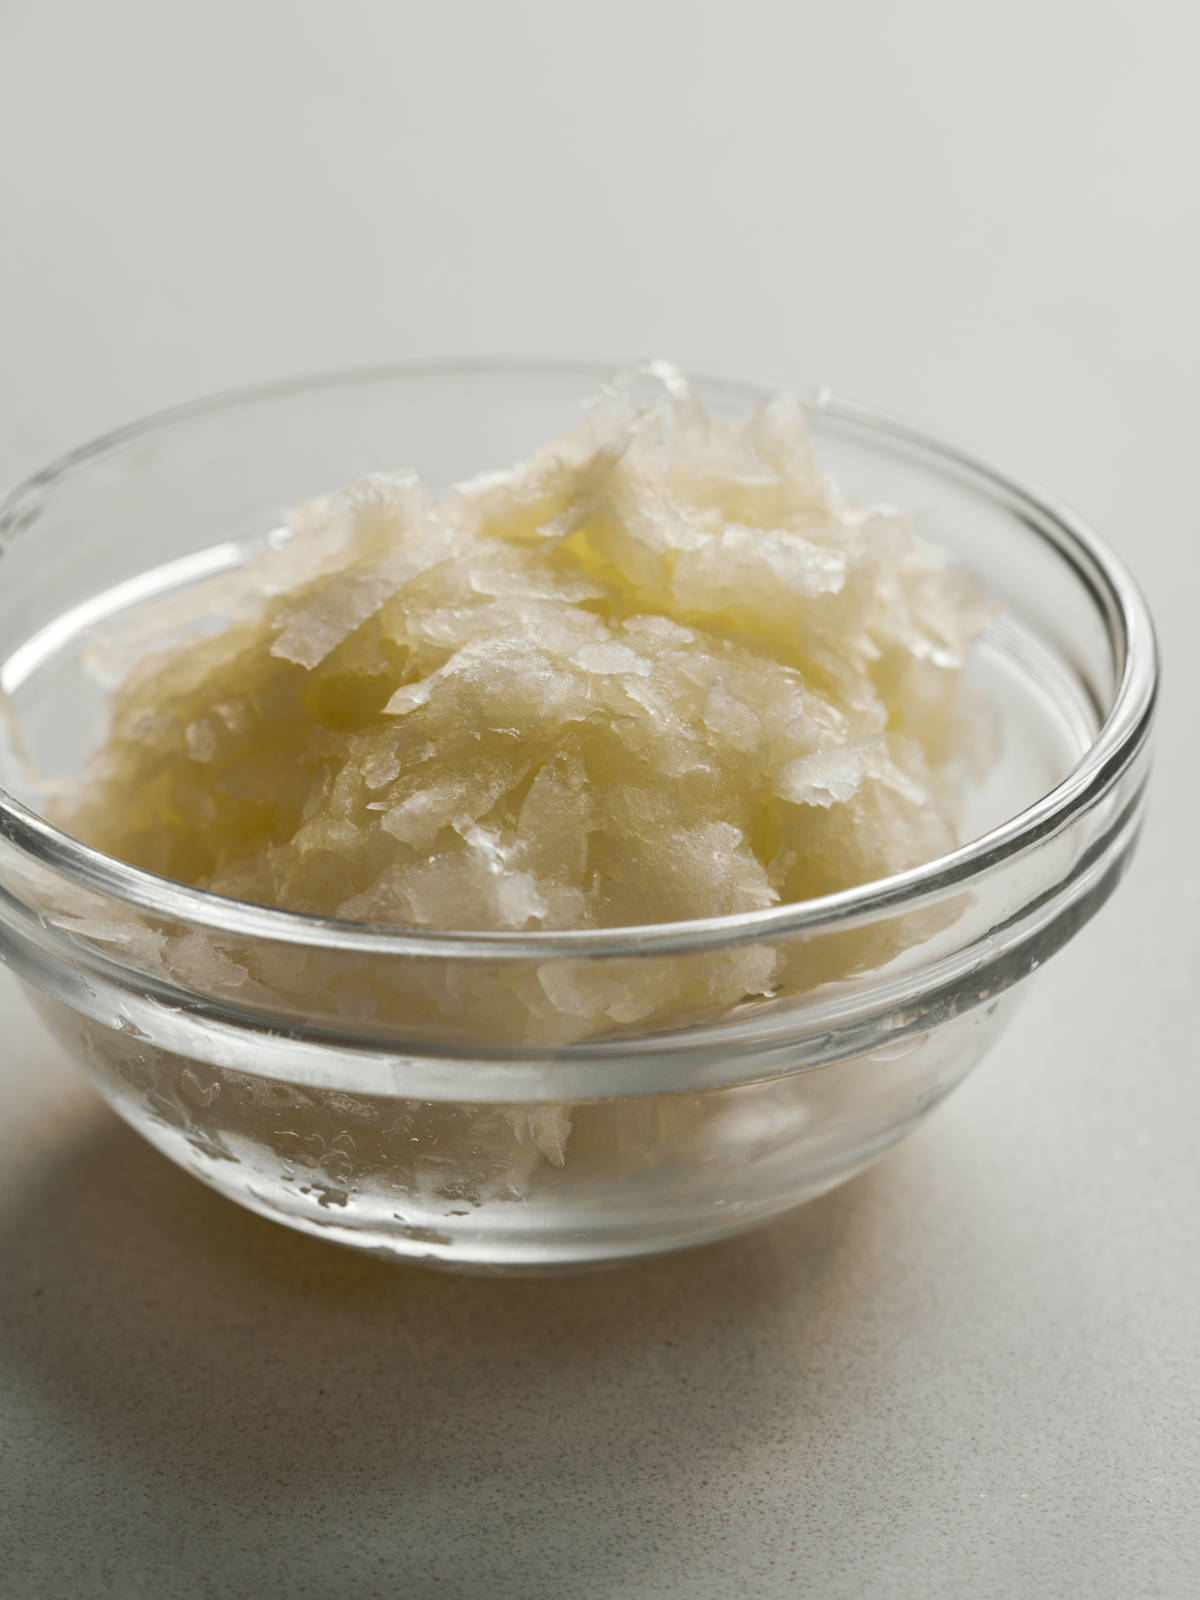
[0,365,1106,872]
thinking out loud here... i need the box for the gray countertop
[1,3,1196,1595]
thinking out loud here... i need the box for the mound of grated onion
[69,366,993,1028]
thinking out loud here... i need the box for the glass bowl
[0,364,1157,1273]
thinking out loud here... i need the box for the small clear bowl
[0,364,1157,1273]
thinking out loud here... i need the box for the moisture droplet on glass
[180,1066,220,1107]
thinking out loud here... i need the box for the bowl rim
[0,358,1159,960]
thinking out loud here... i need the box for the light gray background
[1,3,1196,1596]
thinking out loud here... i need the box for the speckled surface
[2,2,1198,1593]
[2,922,1195,1598]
